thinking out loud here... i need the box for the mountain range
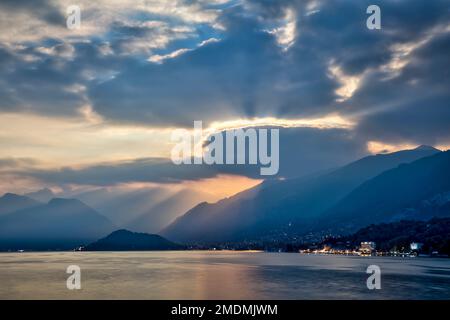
[161,146,447,242]
[0,196,115,250]
[317,149,450,234]
[63,186,213,233]
[0,187,207,250]
[0,193,40,217]
[0,145,449,249]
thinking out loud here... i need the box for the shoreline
[0,249,447,258]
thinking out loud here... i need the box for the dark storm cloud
[24,126,367,185]
[86,0,450,135]
[0,39,139,115]
[296,0,450,74]
[88,5,340,126]
[90,30,293,126]
[283,0,450,145]
[0,46,20,110]
[356,93,450,145]
[0,0,65,25]
[0,0,449,162]
[0,0,449,126]
[27,158,219,185]
[350,28,450,144]
[0,42,84,115]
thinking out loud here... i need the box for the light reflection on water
[0,251,449,299]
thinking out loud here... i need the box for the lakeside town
[5,239,448,259]
[174,239,448,258]
[298,241,438,257]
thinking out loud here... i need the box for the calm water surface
[0,251,449,299]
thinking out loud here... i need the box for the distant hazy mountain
[317,150,450,234]
[0,193,40,216]
[69,186,213,231]
[0,198,115,250]
[24,188,54,203]
[162,146,441,242]
[71,187,169,226]
[85,229,184,251]
[126,189,212,233]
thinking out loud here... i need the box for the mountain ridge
[0,193,40,217]
[162,146,442,242]
[0,197,115,251]
[317,150,450,235]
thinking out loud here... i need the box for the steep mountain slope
[85,229,184,251]
[126,189,212,233]
[162,146,440,242]
[317,150,450,235]
[0,193,40,216]
[69,186,215,231]
[71,187,170,226]
[0,198,115,250]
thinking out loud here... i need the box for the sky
[0,0,449,197]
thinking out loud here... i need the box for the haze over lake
[0,252,449,300]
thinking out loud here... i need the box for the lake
[0,251,449,299]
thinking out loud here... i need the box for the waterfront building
[359,241,376,255]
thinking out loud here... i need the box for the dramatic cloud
[0,0,449,189]
[20,126,367,186]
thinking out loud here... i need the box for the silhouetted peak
[0,193,36,202]
[110,229,132,236]
[1,193,21,199]
[85,229,183,251]
[415,145,440,152]
[107,229,160,239]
